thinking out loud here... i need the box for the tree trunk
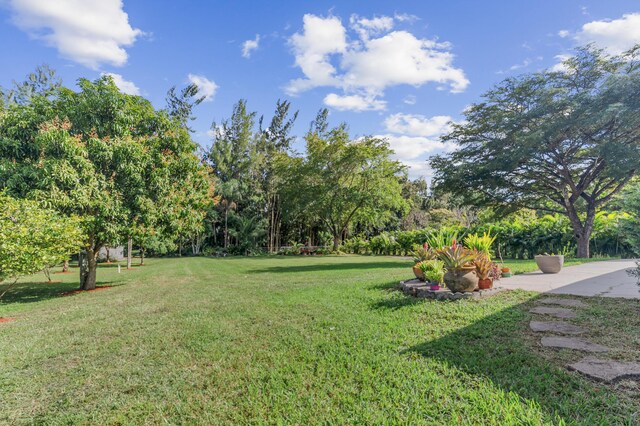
[140,247,145,265]
[62,260,69,273]
[576,234,591,258]
[224,209,229,249]
[79,248,98,290]
[333,235,341,252]
[567,204,596,259]
[127,237,133,269]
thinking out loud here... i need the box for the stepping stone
[537,297,587,308]
[529,321,584,334]
[541,336,609,352]
[529,306,576,319]
[568,357,640,382]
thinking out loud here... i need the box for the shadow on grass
[250,260,410,274]
[400,294,633,424]
[0,280,119,305]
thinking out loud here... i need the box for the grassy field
[0,256,638,424]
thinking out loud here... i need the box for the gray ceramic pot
[535,255,564,274]
[443,267,478,292]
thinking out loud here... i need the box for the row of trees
[2,44,639,292]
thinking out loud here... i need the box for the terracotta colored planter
[501,267,510,273]
[535,255,564,274]
[478,278,493,290]
[443,267,478,293]
[412,264,425,281]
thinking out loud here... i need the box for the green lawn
[0,256,638,424]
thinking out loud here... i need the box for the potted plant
[438,242,478,293]
[418,259,445,290]
[411,243,436,280]
[535,253,564,274]
[474,254,494,289]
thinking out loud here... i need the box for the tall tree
[282,123,408,251]
[0,75,211,289]
[431,45,640,258]
[258,99,298,252]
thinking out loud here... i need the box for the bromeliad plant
[464,232,496,259]
[437,242,476,271]
[425,230,459,251]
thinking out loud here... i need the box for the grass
[0,256,638,424]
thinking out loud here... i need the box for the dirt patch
[0,317,17,324]
[44,280,63,284]
[62,286,112,297]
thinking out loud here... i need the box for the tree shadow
[250,260,410,274]
[0,280,119,305]
[402,296,633,424]
[370,295,423,310]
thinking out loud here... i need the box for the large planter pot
[478,278,493,290]
[412,264,425,281]
[535,255,564,274]
[443,267,478,293]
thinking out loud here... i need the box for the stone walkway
[529,297,640,383]
[502,260,640,299]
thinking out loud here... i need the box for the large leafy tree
[0,75,212,289]
[282,117,408,250]
[431,46,640,258]
[0,194,84,299]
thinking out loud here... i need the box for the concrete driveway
[500,260,640,299]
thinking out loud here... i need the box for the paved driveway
[500,260,640,299]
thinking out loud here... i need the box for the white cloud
[323,93,386,111]
[384,113,453,137]
[381,134,456,160]
[403,95,416,105]
[558,30,570,38]
[102,72,140,95]
[378,113,458,178]
[550,54,573,73]
[574,13,640,55]
[187,74,218,102]
[8,0,142,69]
[287,14,347,95]
[349,14,394,40]
[242,34,260,58]
[286,13,468,112]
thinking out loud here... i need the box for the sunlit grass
[0,256,637,424]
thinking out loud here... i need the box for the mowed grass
[0,256,638,424]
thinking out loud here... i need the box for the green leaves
[0,193,84,285]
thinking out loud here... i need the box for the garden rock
[541,336,609,352]
[568,357,640,382]
[529,306,577,319]
[537,297,587,308]
[529,321,584,334]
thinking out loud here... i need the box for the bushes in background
[341,212,632,258]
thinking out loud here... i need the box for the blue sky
[1,1,639,179]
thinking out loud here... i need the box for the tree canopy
[0,75,213,289]
[281,119,409,250]
[431,45,640,257]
